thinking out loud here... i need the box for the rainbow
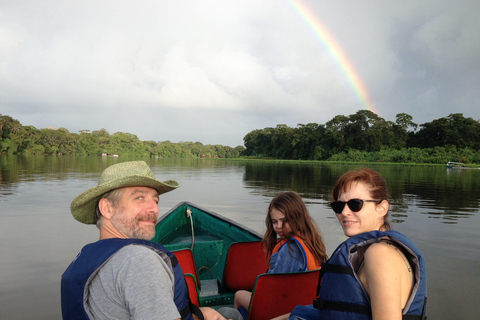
[286,0,378,114]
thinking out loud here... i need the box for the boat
[445,162,466,169]
[152,202,320,320]
[152,201,262,306]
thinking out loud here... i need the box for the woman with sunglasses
[234,191,328,313]
[286,168,427,320]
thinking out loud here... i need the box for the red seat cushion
[173,249,200,306]
[223,241,268,291]
[247,270,320,320]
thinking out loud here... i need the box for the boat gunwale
[156,201,263,240]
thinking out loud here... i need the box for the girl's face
[270,207,293,238]
[335,182,387,237]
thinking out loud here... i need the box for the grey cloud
[1,0,479,146]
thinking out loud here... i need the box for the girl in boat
[234,191,328,311]
[285,168,427,320]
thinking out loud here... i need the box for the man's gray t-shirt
[86,244,181,320]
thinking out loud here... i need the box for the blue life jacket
[61,238,194,320]
[270,236,322,272]
[313,230,427,320]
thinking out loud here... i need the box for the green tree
[292,123,325,160]
[395,113,418,132]
[0,116,22,154]
[412,113,480,149]
[323,114,349,156]
[107,132,147,156]
[75,130,100,156]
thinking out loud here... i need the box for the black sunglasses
[330,199,382,214]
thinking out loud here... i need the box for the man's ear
[98,198,114,220]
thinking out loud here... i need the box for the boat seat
[223,241,268,292]
[173,249,201,306]
[246,269,320,320]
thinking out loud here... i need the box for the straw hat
[70,161,179,224]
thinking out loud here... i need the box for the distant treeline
[241,111,480,164]
[0,115,244,158]
[2,111,480,164]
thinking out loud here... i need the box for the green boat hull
[152,202,262,307]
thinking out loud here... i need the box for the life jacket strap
[322,263,354,276]
[189,303,204,320]
[170,255,179,266]
[313,298,372,315]
[314,294,427,320]
[179,303,204,320]
[316,262,355,296]
[402,315,424,320]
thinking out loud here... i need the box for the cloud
[1,0,479,146]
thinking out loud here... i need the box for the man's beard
[111,213,157,240]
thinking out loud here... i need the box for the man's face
[109,186,160,240]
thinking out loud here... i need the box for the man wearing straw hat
[61,161,240,320]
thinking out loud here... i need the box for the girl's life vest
[313,230,427,320]
[61,238,197,320]
[271,235,322,271]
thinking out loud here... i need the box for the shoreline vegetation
[1,111,480,165]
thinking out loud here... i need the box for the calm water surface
[1,155,479,319]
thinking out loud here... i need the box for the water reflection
[1,156,479,320]
[242,161,480,224]
[3,156,479,224]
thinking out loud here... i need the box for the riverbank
[202,156,480,167]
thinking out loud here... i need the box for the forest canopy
[1,111,480,164]
[0,114,244,158]
[241,111,480,164]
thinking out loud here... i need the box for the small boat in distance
[445,161,466,168]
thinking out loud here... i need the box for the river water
[1,155,479,319]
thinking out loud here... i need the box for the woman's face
[336,182,387,237]
[270,207,293,238]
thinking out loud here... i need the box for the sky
[1,0,479,147]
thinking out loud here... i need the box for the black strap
[178,294,204,320]
[179,306,191,320]
[170,255,179,267]
[421,297,427,320]
[314,298,372,316]
[402,315,423,320]
[316,262,355,296]
[189,303,204,320]
[179,302,204,320]
[322,263,355,276]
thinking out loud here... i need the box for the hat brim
[71,175,179,224]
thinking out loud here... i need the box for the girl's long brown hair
[261,191,328,266]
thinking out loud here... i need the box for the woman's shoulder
[365,241,398,257]
[363,242,408,273]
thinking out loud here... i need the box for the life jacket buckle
[313,298,324,309]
